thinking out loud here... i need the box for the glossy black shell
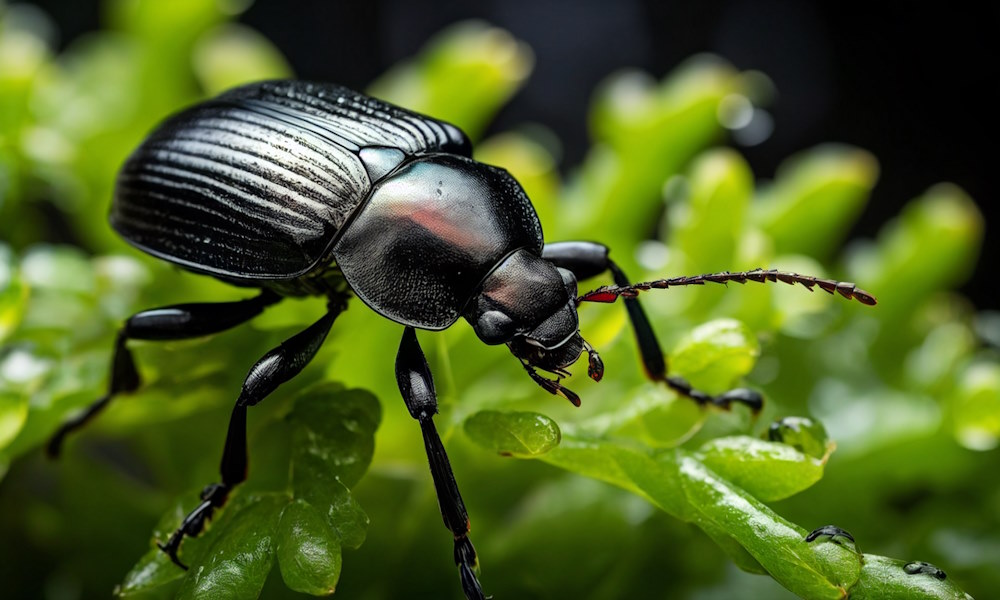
[111,81,546,330]
[111,80,471,280]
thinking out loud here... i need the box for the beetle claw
[157,538,189,570]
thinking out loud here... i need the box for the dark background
[31,0,1000,308]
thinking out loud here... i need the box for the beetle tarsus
[157,491,228,569]
[665,376,763,413]
[455,537,486,600]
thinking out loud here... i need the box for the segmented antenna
[577,268,877,306]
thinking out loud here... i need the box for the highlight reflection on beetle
[50,81,876,600]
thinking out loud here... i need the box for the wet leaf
[851,554,974,599]
[464,410,561,457]
[670,318,760,394]
[176,493,284,600]
[289,385,380,487]
[276,499,343,596]
[696,435,827,501]
[293,452,370,550]
[597,385,705,448]
[116,548,185,599]
[678,456,861,599]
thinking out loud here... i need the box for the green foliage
[0,2,995,599]
[116,385,379,599]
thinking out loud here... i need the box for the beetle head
[464,250,603,392]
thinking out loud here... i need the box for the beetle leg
[47,290,282,457]
[664,376,763,414]
[158,302,342,569]
[396,327,486,600]
[543,241,763,412]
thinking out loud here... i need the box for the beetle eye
[475,310,515,344]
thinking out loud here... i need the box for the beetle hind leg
[47,290,282,457]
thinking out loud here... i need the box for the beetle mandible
[48,81,876,600]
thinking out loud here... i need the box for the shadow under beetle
[48,81,877,600]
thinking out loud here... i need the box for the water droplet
[903,561,947,580]
[768,416,829,459]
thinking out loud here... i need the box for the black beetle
[48,80,876,600]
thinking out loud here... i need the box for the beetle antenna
[577,268,877,306]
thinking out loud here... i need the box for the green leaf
[541,437,690,518]
[678,456,861,599]
[368,21,532,140]
[192,24,293,95]
[696,436,827,501]
[950,362,1000,451]
[464,410,561,457]
[671,148,753,275]
[670,318,760,394]
[0,245,27,342]
[752,145,878,260]
[851,555,974,600]
[0,390,28,450]
[116,549,185,599]
[176,493,284,600]
[289,385,381,487]
[595,384,705,448]
[293,452,370,550]
[847,184,983,318]
[276,499,343,596]
[289,385,378,551]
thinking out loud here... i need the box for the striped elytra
[111,80,471,281]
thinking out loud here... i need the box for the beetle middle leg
[543,241,763,411]
[395,327,486,600]
[158,301,343,569]
[47,290,283,457]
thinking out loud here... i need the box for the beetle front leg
[158,303,341,569]
[543,241,762,412]
[396,327,486,600]
[47,290,282,457]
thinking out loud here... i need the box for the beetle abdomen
[111,81,471,281]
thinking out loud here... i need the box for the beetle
[47,80,876,600]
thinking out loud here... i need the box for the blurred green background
[1,1,997,599]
